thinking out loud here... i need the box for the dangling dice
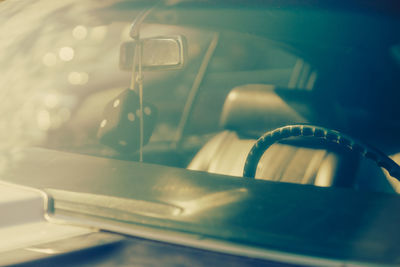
[97,88,157,153]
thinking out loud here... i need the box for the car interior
[187,83,400,193]
[188,84,358,184]
[31,7,400,196]
[83,79,400,195]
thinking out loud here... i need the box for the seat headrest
[220,84,318,137]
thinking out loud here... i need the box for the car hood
[1,148,400,266]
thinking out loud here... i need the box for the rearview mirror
[120,36,186,71]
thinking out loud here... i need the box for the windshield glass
[1,0,400,182]
[1,0,400,184]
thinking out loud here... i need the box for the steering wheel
[243,124,400,181]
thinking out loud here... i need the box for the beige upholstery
[188,130,353,185]
[188,84,358,186]
[188,131,254,177]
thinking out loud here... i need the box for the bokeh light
[44,94,59,108]
[37,110,51,131]
[68,71,89,85]
[59,46,74,61]
[72,25,88,40]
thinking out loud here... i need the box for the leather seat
[188,84,358,186]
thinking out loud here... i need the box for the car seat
[188,84,359,186]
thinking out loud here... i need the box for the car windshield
[1,0,400,265]
[1,0,399,163]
